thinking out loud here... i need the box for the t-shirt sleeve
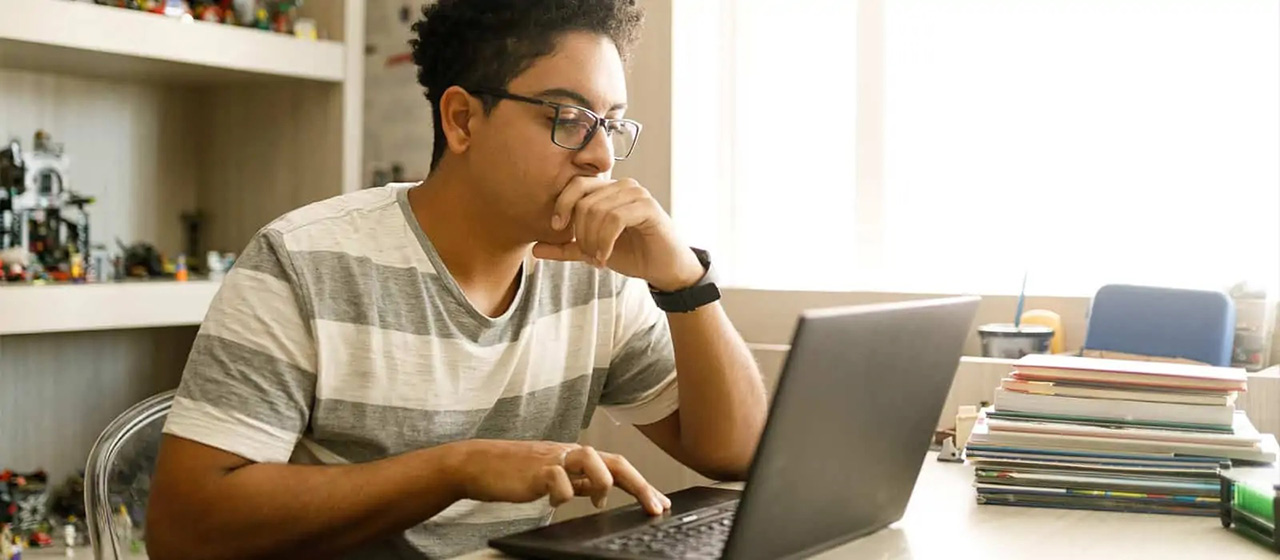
[162,228,317,464]
[598,275,680,426]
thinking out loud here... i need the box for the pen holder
[1219,470,1280,552]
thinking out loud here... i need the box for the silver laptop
[489,296,981,559]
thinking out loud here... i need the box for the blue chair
[1083,284,1236,366]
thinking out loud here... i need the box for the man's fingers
[542,465,575,508]
[564,446,614,509]
[570,191,624,266]
[571,187,626,264]
[531,241,586,263]
[593,201,649,265]
[601,453,669,516]
[553,176,611,231]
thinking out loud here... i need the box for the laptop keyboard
[586,503,737,559]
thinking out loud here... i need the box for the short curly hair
[410,0,645,172]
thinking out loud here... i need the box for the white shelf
[0,279,221,336]
[0,0,345,83]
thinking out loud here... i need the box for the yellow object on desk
[1020,309,1064,354]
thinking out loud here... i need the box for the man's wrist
[648,250,707,293]
[430,440,473,504]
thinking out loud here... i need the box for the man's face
[465,32,630,245]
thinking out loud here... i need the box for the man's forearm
[666,302,768,479]
[147,441,465,560]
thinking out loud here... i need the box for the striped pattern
[163,184,679,559]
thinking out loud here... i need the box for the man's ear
[438,85,480,156]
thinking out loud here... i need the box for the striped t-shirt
[162,184,680,559]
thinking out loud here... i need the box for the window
[673,0,1280,297]
[672,0,861,290]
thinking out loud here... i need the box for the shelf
[0,279,221,336]
[0,0,345,84]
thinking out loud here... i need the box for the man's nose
[573,125,615,176]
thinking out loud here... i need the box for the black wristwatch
[649,248,721,313]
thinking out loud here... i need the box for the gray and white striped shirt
[163,183,679,559]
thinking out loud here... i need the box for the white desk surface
[459,452,1278,560]
[25,452,1277,559]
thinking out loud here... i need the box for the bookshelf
[0,0,365,333]
[0,0,346,83]
[0,0,366,481]
[0,279,221,336]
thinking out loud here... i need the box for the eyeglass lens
[553,106,639,158]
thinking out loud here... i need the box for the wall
[0,68,198,258]
[363,0,435,187]
[614,0,673,211]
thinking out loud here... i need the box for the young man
[145,0,767,558]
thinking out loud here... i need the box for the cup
[978,323,1055,359]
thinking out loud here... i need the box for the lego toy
[161,0,191,18]
[1220,467,1280,551]
[0,470,52,550]
[92,0,318,37]
[1,525,12,560]
[63,522,75,557]
[0,132,95,283]
[190,0,222,22]
[117,240,165,278]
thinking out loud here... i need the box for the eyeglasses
[469,88,643,161]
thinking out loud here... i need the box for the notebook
[1011,354,1247,392]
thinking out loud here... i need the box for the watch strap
[649,248,721,313]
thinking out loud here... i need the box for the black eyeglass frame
[468,87,643,161]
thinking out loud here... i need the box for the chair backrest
[84,389,175,560]
[1084,284,1237,366]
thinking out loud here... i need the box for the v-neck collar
[395,184,534,326]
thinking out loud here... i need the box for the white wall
[363,0,435,187]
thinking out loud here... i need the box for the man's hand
[450,439,672,515]
[534,177,705,292]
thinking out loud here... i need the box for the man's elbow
[689,447,756,482]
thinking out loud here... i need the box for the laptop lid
[721,296,980,560]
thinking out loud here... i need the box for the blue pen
[1014,270,1027,328]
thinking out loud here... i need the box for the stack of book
[965,354,1278,517]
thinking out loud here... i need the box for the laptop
[489,296,981,560]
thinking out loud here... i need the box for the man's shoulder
[258,183,411,245]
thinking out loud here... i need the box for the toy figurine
[112,506,132,553]
[69,253,84,283]
[232,0,255,25]
[0,131,95,284]
[265,1,303,34]
[27,532,51,549]
[254,5,270,29]
[117,240,165,278]
[1,525,12,560]
[62,522,75,557]
[175,253,188,281]
[161,0,191,17]
[294,17,317,40]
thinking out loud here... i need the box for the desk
[458,452,1276,560]
[24,452,1275,560]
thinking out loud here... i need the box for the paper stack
[965,354,1277,516]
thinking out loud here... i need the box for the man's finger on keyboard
[601,452,668,515]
